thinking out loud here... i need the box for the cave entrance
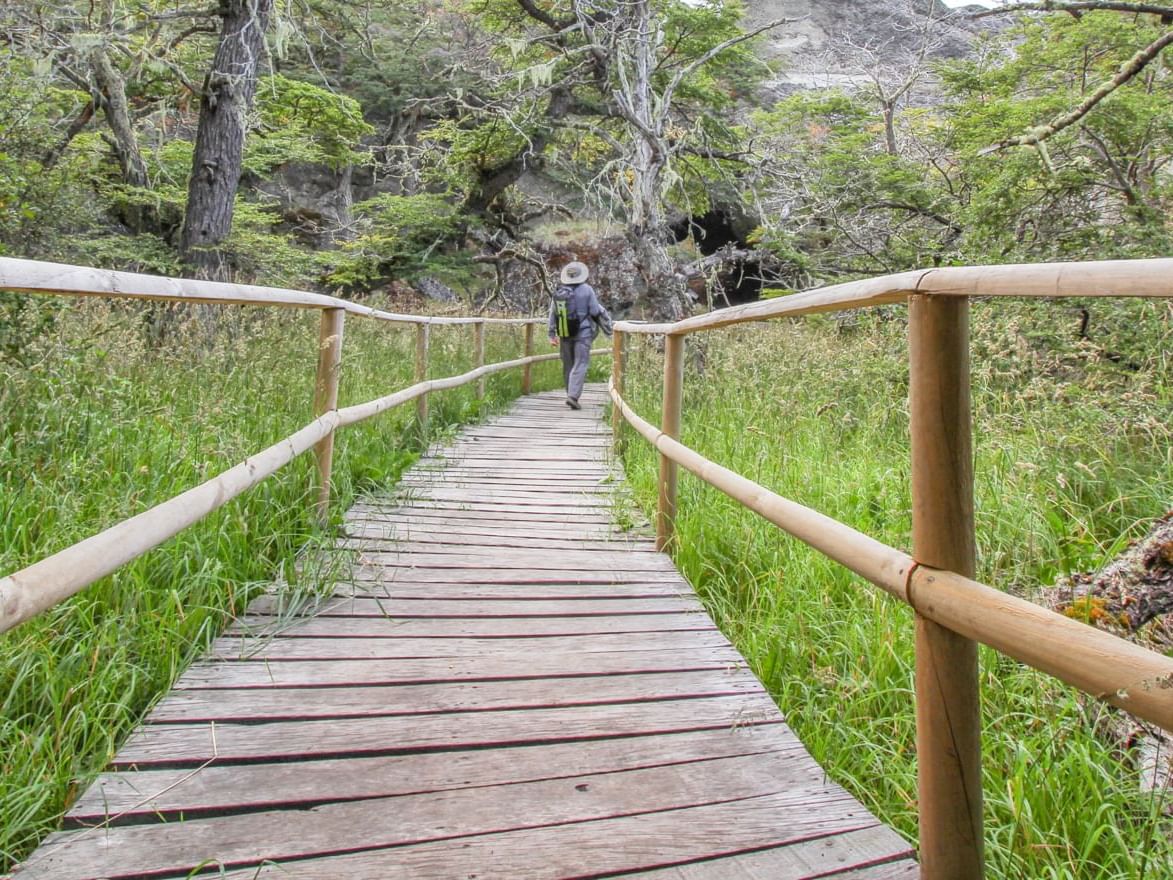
[671,209,767,307]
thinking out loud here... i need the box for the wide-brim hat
[560,261,589,285]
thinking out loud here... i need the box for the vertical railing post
[522,322,534,395]
[474,320,486,401]
[611,329,625,444]
[415,321,430,436]
[312,307,345,523]
[656,332,684,551]
[909,294,984,880]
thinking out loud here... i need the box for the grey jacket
[548,282,613,341]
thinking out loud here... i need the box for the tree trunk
[180,0,274,273]
[631,226,690,322]
[88,49,149,189]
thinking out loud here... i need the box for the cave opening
[671,209,770,307]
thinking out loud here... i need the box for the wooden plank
[70,727,802,823]
[208,629,734,660]
[391,497,616,511]
[345,567,682,585]
[412,460,612,472]
[173,647,747,689]
[338,531,657,551]
[621,826,916,878]
[348,504,616,523]
[90,791,889,880]
[343,513,629,534]
[822,862,921,879]
[215,806,901,880]
[245,595,700,617]
[353,549,677,572]
[323,580,691,600]
[397,473,612,485]
[227,612,715,639]
[32,756,853,880]
[343,512,643,533]
[147,669,763,723]
[389,497,619,509]
[114,694,782,765]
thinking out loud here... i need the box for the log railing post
[474,320,486,401]
[522,322,534,394]
[312,307,345,523]
[909,294,984,880]
[415,322,430,436]
[611,329,625,444]
[656,333,685,551]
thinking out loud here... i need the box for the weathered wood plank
[147,669,762,723]
[338,531,657,551]
[227,612,714,639]
[69,726,803,823]
[323,580,694,600]
[342,513,631,535]
[114,694,782,765]
[173,647,747,689]
[246,594,699,617]
[343,569,683,585]
[30,758,856,880]
[353,549,678,572]
[622,825,916,878]
[209,629,731,661]
[349,504,616,523]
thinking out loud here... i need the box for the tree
[942,9,1172,259]
[179,0,275,273]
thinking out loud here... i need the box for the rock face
[744,0,992,94]
[254,162,354,246]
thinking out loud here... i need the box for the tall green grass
[618,300,1173,879]
[0,296,561,869]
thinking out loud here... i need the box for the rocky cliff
[744,0,993,94]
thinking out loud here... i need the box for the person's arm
[586,285,613,336]
[548,296,558,342]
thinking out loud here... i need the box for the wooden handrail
[0,256,544,326]
[0,347,611,635]
[613,257,1173,336]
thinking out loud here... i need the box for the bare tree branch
[980,28,1173,154]
[972,1,1173,18]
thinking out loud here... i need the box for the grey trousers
[559,336,592,402]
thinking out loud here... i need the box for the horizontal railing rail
[0,257,606,635]
[0,256,543,326]
[614,257,1173,336]
[608,255,1173,880]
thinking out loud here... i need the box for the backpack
[552,284,581,338]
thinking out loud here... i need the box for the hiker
[548,261,612,410]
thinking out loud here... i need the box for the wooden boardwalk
[16,385,917,879]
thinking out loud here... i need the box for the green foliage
[328,193,467,287]
[0,56,98,257]
[751,91,950,278]
[248,75,374,173]
[940,12,1173,260]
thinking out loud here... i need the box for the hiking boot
[566,397,581,410]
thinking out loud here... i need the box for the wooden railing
[0,256,605,635]
[609,257,1173,880]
